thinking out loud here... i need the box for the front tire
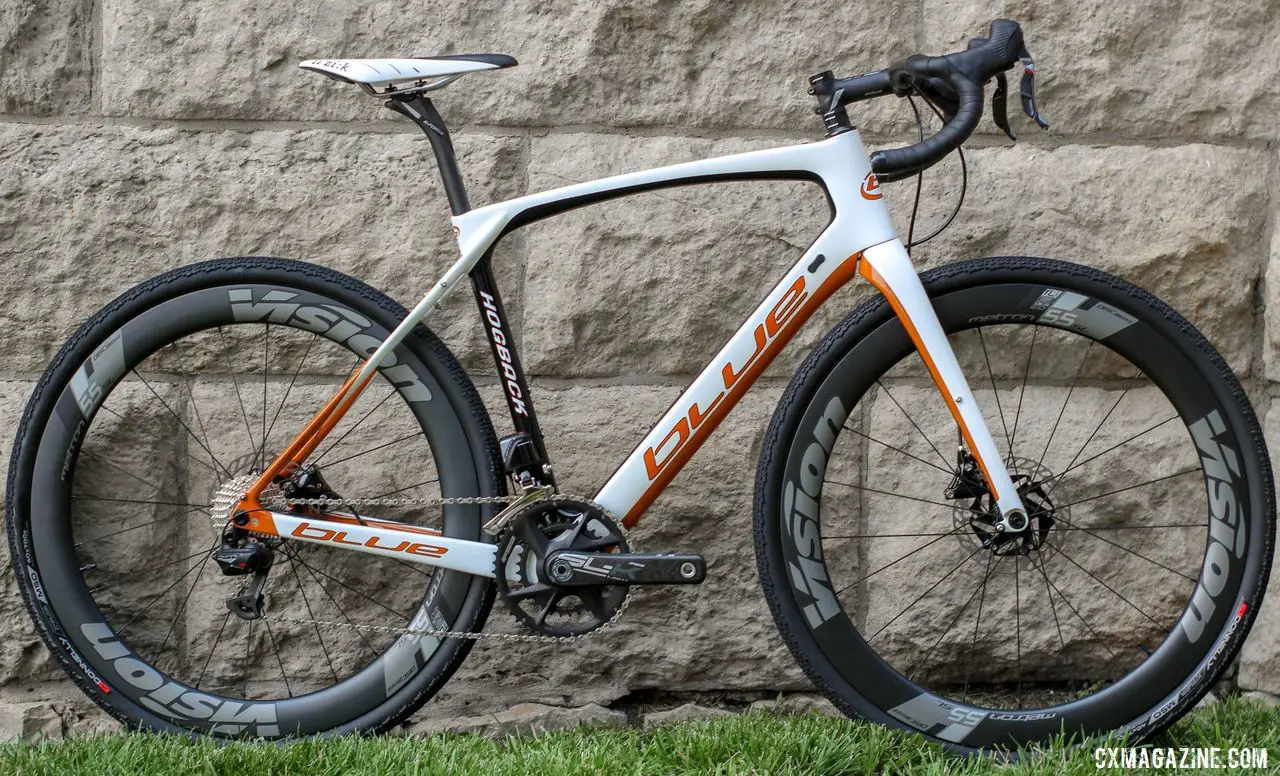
[754,256,1274,752]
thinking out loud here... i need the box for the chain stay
[258,492,631,643]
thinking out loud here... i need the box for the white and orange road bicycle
[7,20,1274,751]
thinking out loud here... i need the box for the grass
[0,696,1275,775]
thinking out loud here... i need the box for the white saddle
[299,54,517,95]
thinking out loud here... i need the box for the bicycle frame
[232,97,1027,578]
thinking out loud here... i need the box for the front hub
[948,453,1067,560]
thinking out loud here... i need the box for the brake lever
[1018,53,1049,129]
[992,72,1016,141]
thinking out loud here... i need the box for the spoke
[79,448,170,500]
[291,551,378,659]
[1052,514,1199,582]
[962,550,994,703]
[1052,543,1168,631]
[243,620,255,700]
[387,557,435,580]
[1054,523,1205,532]
[819,530,968,539]
[287,558,341,684]
[868,544,986,642]
[117,548,213,635]
[158,550,213,657]
[290,554,411,620]
[311,389,397,466]
[128,369,232,478]
[217,325,259,455]
[976,328,1016,473]
[75,504,210,545]
[367,478,441,501]
[72,494,209,510]
[1032,552,1066,648]
[187,389,227,477]
[825,480,961,511]
[143,545,222,574]
[841,423,953,476]
[319,431,424,471]
[98,402,224,479]
[261,332,319,462]
[1034,341,1092,475]
[1014,555,1023,709]
[1042,371,1143,498]
[1030,555,1116,660]
[834,526,966,597]
[261,617,293,698]
[260,323,269,469]
[1052,468,1199,511]
[195,610,232,690]
[875,379,950,469]
[910,552,1001,683]
[1008,325,1039,459]
[1045,416,1179,498]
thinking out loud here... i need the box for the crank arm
[544,550,706,586]
[256,509,499,578]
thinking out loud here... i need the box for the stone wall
[0,0,1277,733]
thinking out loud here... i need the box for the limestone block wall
[0,0,1276,728]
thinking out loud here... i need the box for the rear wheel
[6,257,503,737]
[755,256,1274,752]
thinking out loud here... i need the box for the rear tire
[754,256,1274,752]
[7,257,504,738]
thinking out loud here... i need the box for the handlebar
[811,19,1042,181]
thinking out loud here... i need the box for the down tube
[595,243,867,528]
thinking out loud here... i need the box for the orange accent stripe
[240,508,279,536]
[233,365,378,533]
[857,261,1000,501]
[620,252,864,528]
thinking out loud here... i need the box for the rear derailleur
[212,466,340,620]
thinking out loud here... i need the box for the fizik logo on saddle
[228,289,432,402]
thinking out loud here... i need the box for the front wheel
[755,256,1274,752]
[6,257,504,738]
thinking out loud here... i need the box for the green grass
[1,696,1276,775]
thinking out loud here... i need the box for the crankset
[497,498,706,637]
[543,550,705,586]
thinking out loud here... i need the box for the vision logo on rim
[228,289,432,403]
[784,396,846,628]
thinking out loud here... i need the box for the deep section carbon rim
[763,260,1270,749]
[12,261,497,737]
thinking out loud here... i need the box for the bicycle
[6,19,1273,752]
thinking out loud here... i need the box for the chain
[260,492,633,643]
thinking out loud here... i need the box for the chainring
[496,499,630,637]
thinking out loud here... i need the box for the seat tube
[858,239,1027,525]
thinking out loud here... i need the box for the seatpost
[386,94,471,215]
[384,92,559,490]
